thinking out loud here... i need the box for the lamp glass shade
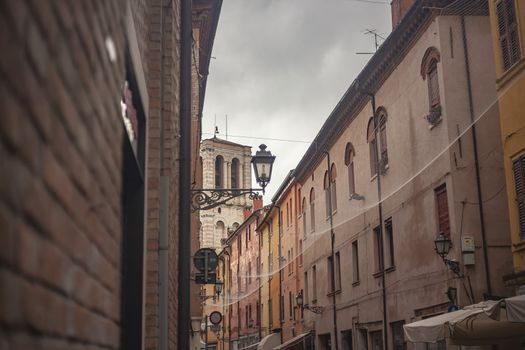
[296,292,303,307]
[251,144,275,188]
[434,233,451,257]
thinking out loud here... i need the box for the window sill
[352,280,360,287]
[372,271,384,279]
[327,289,342,297]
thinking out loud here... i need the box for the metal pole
[178,0,192,348]
[324,151,339,350]
[460,15,492,296]
[365,92,388,350]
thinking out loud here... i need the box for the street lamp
[434,233,452,259]
[190,144,276,211]
[434,233,460,275]
[295,290,323,314]
[251,144,275,193]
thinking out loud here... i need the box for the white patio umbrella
[404,297,525,346]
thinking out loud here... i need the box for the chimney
[391,0,417,29]
[252,197,263,211]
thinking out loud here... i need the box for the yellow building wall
[489,0,525,281]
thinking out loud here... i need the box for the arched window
[367,108,388,177]
[330,163,337,212]
[216,221,225,244]
[309,188,315,233]
[302,197,307,237]
[421,47,441,110]
[215,155,224,188]
[367,117,378,176]
[345,143,356,195]
[324,171,330,217]
[231,158,240,189]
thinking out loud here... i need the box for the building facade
[0,1,221,349]
[295,1,513,349]
[226,201,264,349]
[200,137,254,249]
[488,0,525,294]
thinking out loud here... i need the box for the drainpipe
[275,204,283,344]
[159,1,168,349]
[324,151,339,350]
[363,92,388,350]
[460,16,492,296]
[178,0,192,348]
[258,218,262,341]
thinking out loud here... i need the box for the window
[324,171,331,218]
[310,188,316,232]
[367,118,378,176]
[378,109,388,164]
[331,163,338,212]
[312,265,317,302]
[215,155,224,188]
[289,291,293,319]
[304,272,309,304]
[248,261,251,284]
[286,202,290,227]
[269,299,273,328]
[513,153,525,240]
[302,197,307,237]
[231,158,240,189]
[291,248,294,273]
[299,240,303,266]
[238,235,242,256]
[373,226,384,273]
[427,59,440,108]
[287,250,291,275]
[341,330,353,350]
[391,321,407,350]
[300,289,304,319]
[497,0,521,71]
[256,301,260,326]
[352,240,360,282]
[328,255,334,294]
[280,295,285,321]
[370,330,383,350]
[345,143,356,196]
[385,218,395,268]
[335,252,342,291]
[421,47,441,110]
[435,184,450,237]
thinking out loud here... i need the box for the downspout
[237,240,241,345]
[460,16,492,296]
[178,0,192,349]
[324,151,339,350]
[258,218,262,341]
[159,1,168,350]
[365,92,388,350]
[275,204,283,344]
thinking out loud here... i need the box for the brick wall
[0,1,126,349]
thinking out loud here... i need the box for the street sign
[193,248,219,272]
[209,311,222,325]
[195,272,216,284]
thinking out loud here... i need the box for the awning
[274,331,314,350]
[404,297,525,345]
[257,333,281,350]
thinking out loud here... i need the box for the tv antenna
[355,29,386,55]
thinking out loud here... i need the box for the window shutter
[497,0,521,71]
[436,185,451,237]
[513,155,525,240]
[429,66,440,107]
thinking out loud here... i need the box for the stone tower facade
[200,137,253,248]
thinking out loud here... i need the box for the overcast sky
[203,0,393,201]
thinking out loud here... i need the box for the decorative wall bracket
[303,304,324,314]
[190,188,262,211]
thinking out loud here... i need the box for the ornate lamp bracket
[303,304,324,314]
[190,188,262,211]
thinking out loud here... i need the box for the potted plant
[425,104,442,126]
